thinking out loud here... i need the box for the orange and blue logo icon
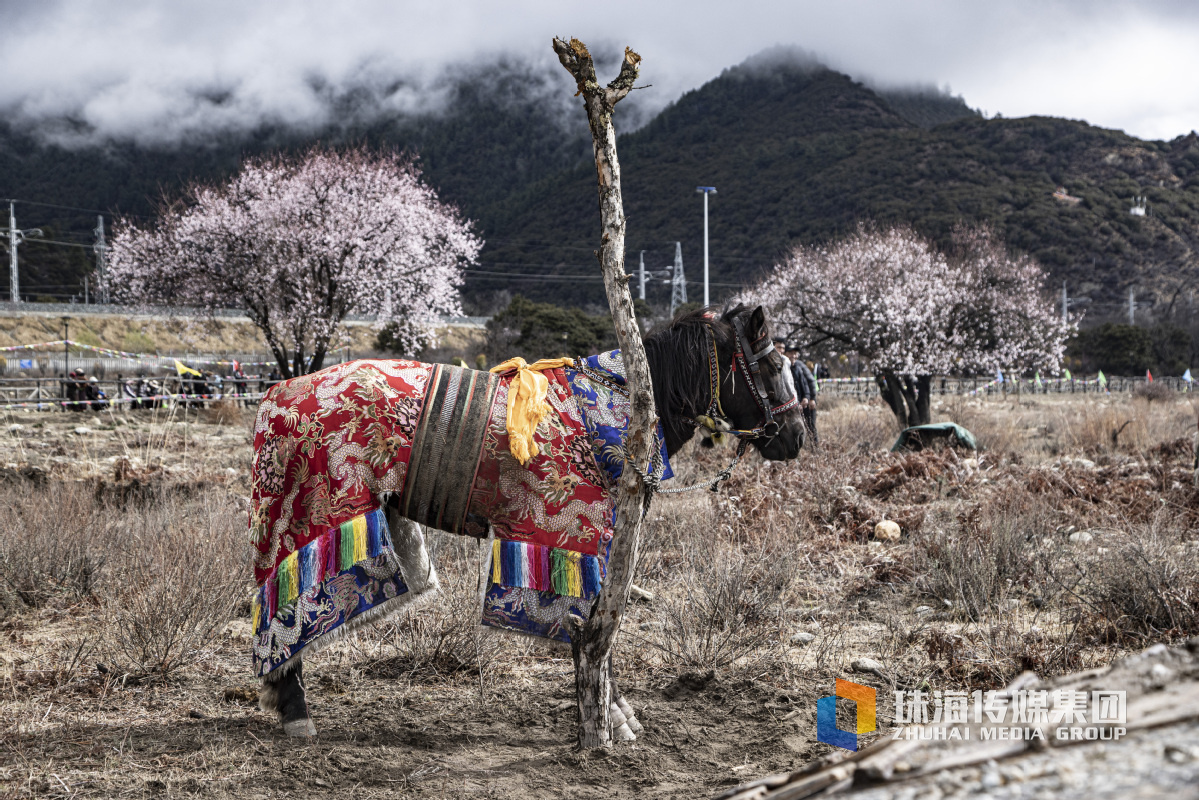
[816,679,876,751]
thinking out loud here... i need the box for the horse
[250,304,804,738]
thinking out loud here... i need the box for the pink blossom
[107,146,480,377]
[745,225,1075,377]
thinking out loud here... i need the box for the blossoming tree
[108,147,480,377]
[748,225,1073,427]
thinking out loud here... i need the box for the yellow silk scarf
[489,357,575,465]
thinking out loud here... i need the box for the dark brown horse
[258,304,804,738]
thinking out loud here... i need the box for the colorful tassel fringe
[254,507,391,634]
[490,539,604,599]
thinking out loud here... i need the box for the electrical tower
[2,202,43,304]
[670,241,687,316]
[94,216,109,304]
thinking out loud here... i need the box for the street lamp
[696,187,716,306]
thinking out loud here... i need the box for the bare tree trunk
[877,370,932,427]
[552,36,652,750]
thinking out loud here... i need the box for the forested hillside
[3,49,1197,320]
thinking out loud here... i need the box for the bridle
[588,311,802,499]
[691,317,799,442]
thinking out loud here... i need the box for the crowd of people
[60,365,259,411]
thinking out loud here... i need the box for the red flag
[1146,370,1153,383]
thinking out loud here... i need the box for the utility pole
[638,250,646,301]
[1129,287,1135,325]
[93,215,108,304]
[1062,281,1068,324]
[670,241,687,316]
[3,202,42,304]
[696,186,716,306]
[83,276,89,305]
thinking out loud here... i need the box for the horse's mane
[644,305,747,455]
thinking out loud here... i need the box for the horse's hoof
[282,717,317,738]
[616,697,643,733]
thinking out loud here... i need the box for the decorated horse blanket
[249,353,669,676]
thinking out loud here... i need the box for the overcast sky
[1,0,1196,144]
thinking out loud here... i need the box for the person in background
[231,365,249,406]
[119,373,139,408]
[65,368,87,412]
[776,341,818,446]
[86,376,109,411]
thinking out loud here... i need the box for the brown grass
[2,391,1198,797]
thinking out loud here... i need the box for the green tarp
[891,422,979,452]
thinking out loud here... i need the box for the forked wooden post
[551,36,655,749]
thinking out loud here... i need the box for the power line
[0,197,154,220]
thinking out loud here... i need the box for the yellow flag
[174,359,202,377]
[489,357,574,465]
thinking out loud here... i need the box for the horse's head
[644,304,804,460]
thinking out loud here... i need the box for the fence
[816,375,1193,399]
[0,376,277,412]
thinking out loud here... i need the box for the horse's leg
[384,504,440,596]
[607,653,640,740]
[260,660,316,738]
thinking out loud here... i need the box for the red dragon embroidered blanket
[249,358,635,675]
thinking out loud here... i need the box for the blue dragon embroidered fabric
[565,349,674,486]
[479,350,673,643]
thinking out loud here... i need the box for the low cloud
[1,0,1194,146]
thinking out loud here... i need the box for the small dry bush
[912,495,1054,620]
[0,482,105,609]
[364,533,500,680]
[641,491,796,671]
[1132,381,1174,404]
[0,478,248,678]
[1060,519,1199,642]
[102,487,247,678]
[198,397,254,427]
[650,542,792,670]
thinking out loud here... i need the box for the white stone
[851,657,885,675]
[7,424,23,432]
[915,605,932,615]
[1069,531,1093,544]
[73,426,92,435]
[1149,664,1174,684]
[874,520,902,542]
[790,632,816,645]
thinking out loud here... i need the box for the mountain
[3,50,1198,322]
[482,52,1199,316]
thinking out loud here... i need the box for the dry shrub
[364,534,499,680]
[0,482,105,609]
[1065,521,1199,642]
[860,448,962,500]
[198,397,252,427]
[101,486,248,678]
[912,498,1052,620]
[1,478,247,678]
[1132,381,1174,404]
[649,539,793,670]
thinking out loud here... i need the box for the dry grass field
[1,389,1197,798]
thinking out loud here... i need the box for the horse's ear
[748,305,768,340]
